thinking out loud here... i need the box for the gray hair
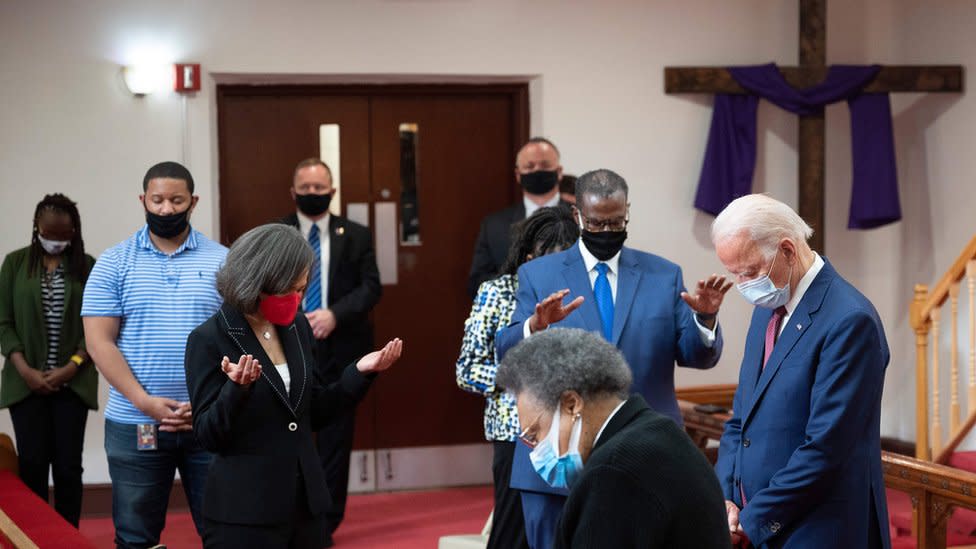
[216,224,315,314]
[575,169,629,203]
[711,194,814,260]
[496,328,632,409]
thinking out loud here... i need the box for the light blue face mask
[528,406,584,489]
[736,250,792,309]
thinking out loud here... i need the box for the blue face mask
[528,406,584,489]
[736,250,792,309]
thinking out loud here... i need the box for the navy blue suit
[496,243,722,549]
[715,260,891,549]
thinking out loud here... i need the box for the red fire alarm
[174,63,201,93]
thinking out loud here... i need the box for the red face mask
[259,292,301,326]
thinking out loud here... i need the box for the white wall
[1,0,973,483]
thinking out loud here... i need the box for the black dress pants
[486,441,530,549]
[315,406,356,537]
[203,474,327,549]
[8,389,89,527]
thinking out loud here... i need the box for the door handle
[374,202,399,285]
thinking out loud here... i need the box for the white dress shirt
[593,400,627,445]
[274,363,290,396]
[578,239,622,300]
[778,253,825,336]
[295,211,330,310]
[523,192,561,218]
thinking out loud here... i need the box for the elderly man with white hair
[712,194,890,549]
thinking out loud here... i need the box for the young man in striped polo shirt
[83,161,227,548]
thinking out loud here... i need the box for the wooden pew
[0,433,95,548]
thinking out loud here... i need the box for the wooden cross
[665,0,962,252]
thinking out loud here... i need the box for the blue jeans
[104,419,212,549]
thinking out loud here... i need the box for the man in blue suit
[712,194,890,549]
[495,169,732,549]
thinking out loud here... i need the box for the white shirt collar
[523,192,561,218]
[296,210,330,238]
[784,253,825,315]
[577,239,621,275]
[593,400,627,445]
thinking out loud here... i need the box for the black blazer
[184,303,373,525]
[467,200,572,297]
[554,395,731,549]
[279,213,381,382]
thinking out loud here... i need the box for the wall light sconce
[121,63,202,96]
[121,64,171,96]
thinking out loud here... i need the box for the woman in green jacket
[0,194,97,527]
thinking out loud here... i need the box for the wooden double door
[217,83,528,489]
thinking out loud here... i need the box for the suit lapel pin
[796,324,802,330]
[335,227,345,236]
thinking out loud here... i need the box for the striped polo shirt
[82,225,227,424]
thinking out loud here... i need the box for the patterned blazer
[456,274,520,441]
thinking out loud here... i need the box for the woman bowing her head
[184,223,401,549]
[0,193,97,527]
[496,329,730,549]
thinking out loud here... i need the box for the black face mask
[145,208,190,239]
[581,230,627,261]
[296,193,333,217]
[519,170,559,195]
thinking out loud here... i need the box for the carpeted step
[891,530,976,549]
[948,451,976,474]
[891,506,976,537]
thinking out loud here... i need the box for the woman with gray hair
[184,223,402,548]
[497,328,730,549]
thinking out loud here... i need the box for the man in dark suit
[279,158,382,545]
[467,137,568,296]
[495,169,731,549]
[712,194,890,549]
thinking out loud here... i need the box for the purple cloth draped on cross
[694,63,901,229]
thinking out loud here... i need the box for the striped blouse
[41,265,65,370]
[456,274,520,442]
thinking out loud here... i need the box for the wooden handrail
[935,410,976,464]
[911,234,976,330]
[884,451,976,549]
[912,234,976,462]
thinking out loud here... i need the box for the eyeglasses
[517,411,547,449]
[579,213,629,233]
[730,249,781,284]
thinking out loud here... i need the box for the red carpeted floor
[78,485,493,549]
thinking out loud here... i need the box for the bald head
[516,138,561,171]
[515,138,563,198]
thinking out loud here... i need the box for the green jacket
[0,246,98,409]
